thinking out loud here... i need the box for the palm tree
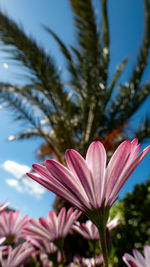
[0,0,150,162]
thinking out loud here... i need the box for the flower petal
[27,172,84,210]
[66,149,96,206]
[109,145,150,205]
[144,245,150,263]
[123,253,138,267]
[104,141,131,203]
[86,141,106,206]
[58,208,66,236]
[45,160,90,208]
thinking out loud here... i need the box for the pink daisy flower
[23,207,81,245]
[123,245,150,267]
[72,216,119,240]
[68,254,103,267]
[0,242,34,267]
[40,253,53,267]
[26,237,61,267]
[27,139,150,267]
[27,139,150,213]
[0,210,29,244]
[82,255,103,267]
[26,237,58,254]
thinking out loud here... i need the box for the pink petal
[72,224,89,239]
[27,172,85,210]
[105,141,131,203]
[86,141,106,206]
[45,160,90,207]
[66,149,96,206]
[109,145,150,205]
[26,220,49,240]
[123,253,138,267]
[48,211,58,237]
[39,217,54,239]
[144,245,150,262]
[132,249,145,265]
[82,223,92,238]
[63,209,80,236]
[58,208,66,236]
[32,164,52,181]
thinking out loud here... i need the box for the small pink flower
[39,244,61,267]
[68,254,103,267]
[72,216,119,240]
[82,255,103,266]
[123,245,150,267]
[0,210,29,244]
[26,236,58,254]
[0,242,34,267]
[23,207,81,243]
[27,139,150,212]
[107,216,120,231]
[26,238,61,267]
[40,253,53,267]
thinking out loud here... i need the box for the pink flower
[23,207,81,243]
[107,216,120,231]
[0,242,34,267]
[40,253,53,267]
[0,210,29,244]
[123,245,150,267]
[68,254,103,267]
[27,139,150,212]
[0,202,9,214]
[72,216,119,240]
[82,255,103,266]
[27,237,58,254]
[26,238,61,267]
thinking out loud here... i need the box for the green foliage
[0,0,149,162]
[110,177,150,266]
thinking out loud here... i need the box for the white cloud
[22,178,46,199]
[2,160,46,199]
[2,160,30,179]
[6,179,23,192]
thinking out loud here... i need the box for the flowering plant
[27,139,150,266]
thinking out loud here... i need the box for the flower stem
[55,238,65,266]
[98,224,109,267]
[60,246,64,267]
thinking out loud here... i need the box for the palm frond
[134,117,150,142]
[0,11,68,110]
[70,0,105,89]
[44,26,78,78]
[7,129,40,141]
[100,0,110,79]
[105,57,128,105]
[0,0,149,161]
[70,0,101,63]
[129,0,150,87]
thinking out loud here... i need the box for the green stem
[60,247,64,267]
[98,225,109,267]
[85,204,110,267]
[89,240,97,267]
[54,238,65,266]
[93,242,96,267]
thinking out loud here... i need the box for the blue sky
[0,0,149,218]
